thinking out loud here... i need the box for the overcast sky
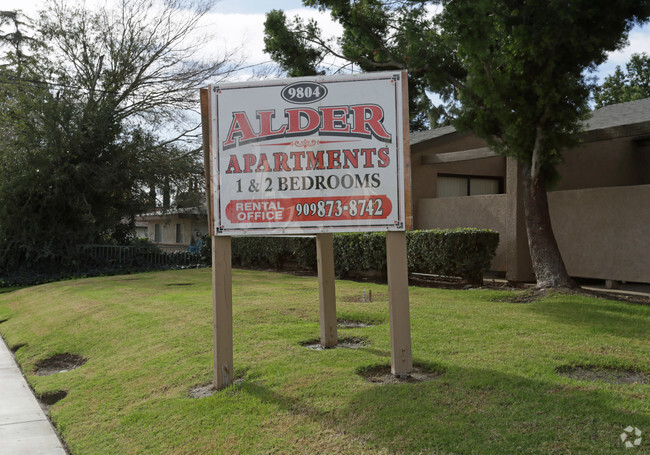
[3,0,650,85]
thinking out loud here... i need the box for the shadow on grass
[240,366,649,455]
[0,286,28,294]
[528,297,650,339]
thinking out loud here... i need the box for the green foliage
[0,77,144,254]
[333,232,387,276]
[594,52,650,107]
[127,237,161,251]
[0,241,202,287]
[263,10,325,77]
[442,1,650,183]
[0,2,227,266]
[267,0,650,175]
[407,229,499,285]
[264,1,649,287]
[332,229,499,285]
[200,229,498,284]
[231,236,317,270]
[198,234,212,265]
[198,234,317,270]
[263,2,454,129]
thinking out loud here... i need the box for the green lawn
[0,269,648,454]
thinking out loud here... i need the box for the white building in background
[135,207,208,251]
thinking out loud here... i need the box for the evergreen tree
[264,0,650,288]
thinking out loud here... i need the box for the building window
[175,223,183,244]
[154,224,162,243]
[437,174,503,198]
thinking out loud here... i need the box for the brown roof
[410,97,650,145]
[409,125,457,145]
[586,97,650,131]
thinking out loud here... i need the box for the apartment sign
[209,72,406,235]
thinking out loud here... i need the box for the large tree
[0,0,235,262]
[594,52,650,107]
[264,6,451,130]
[264,0,650,288]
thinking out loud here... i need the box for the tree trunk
[163,176,171,210]
[148,184,157,209]
[521,163,577,289]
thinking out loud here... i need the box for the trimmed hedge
[1,229,498,287]
[233,236,316,270]
[407,229,499,285]
[199,236,317,270]
[200,228,499,285]
[333,232,386,277]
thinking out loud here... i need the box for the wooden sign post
[211,236,233,387]
[386,231,412,376]
[388,73,413,376]
[201,71,412,389]
[201,88,234,387]
[316,233,337,348]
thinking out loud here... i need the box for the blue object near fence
[187,238,202,253]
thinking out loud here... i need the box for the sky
[3,0,650,87]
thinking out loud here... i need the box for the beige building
[411,97,650,284]
[136,208,208,251]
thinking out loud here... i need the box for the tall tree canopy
[264,0,650,288]
[0,0,236,263]
[594,52,650,107]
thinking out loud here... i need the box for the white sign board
[209,71,406,235]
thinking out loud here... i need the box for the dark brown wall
[410,130,650,283]
[555,140,650,190]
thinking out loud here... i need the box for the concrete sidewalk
[0,336,66,455]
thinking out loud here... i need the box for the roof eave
[583,120,650,142]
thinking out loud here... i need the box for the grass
[0,268,648,454]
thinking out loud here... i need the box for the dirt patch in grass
[189,384,217,398]
[490,289,552,303]
[165,282,194,286]
[189,379,245,398]
[337,314,382,328]
[337,320,375,328]
[357,363,445,384]
[10,342,26,353]
[34,353,87,376]
[556,365,649,384]
[408,275,470,289]
[37,390,68,412]
[300,336,368,350]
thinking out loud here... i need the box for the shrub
[199,235,317,270]
[198,234,212,265]
[1,228,497,287]
[407,229,499,285]
[333,232,387,277]
[198,229,499,285]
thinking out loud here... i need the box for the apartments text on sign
[209,71,407,235]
